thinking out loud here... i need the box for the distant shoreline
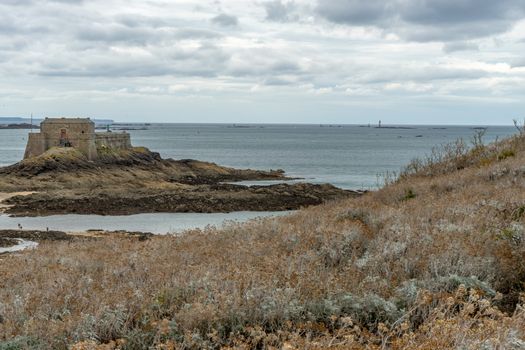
[0,117,515,128]
[0,123,39,130]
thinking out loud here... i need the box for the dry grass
[1,134,525,349]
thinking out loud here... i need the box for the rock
[4,183,360,216]
[0,146,361,216]
[0,230,71,241]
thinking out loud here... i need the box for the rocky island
[0,117,359,216]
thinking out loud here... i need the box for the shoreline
[0,210,294,235]
[0,228,153,254]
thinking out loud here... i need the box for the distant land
[0,117,114,126]
[0,123,39,130]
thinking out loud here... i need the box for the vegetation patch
[401,188,417,201]
[498,149,516,161]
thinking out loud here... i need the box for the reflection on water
[224,179,304,187]
[0,211,292,235]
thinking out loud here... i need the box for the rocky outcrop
[0,230,71,242]
[0,147,361,216]
[0,147,287,185]
[4,183,358,216]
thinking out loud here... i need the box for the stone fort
[24,117,131,160]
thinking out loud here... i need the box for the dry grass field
[1,131,525,349]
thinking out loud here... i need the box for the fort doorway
[59,129,72,147]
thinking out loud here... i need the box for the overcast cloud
[0,0,524,124]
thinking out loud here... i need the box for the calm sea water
[0,124,516,189]
[0,123,516,233]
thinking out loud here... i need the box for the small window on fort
[81,131,85,134]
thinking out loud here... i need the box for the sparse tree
[471,128,486,150]
[513,118,525,135]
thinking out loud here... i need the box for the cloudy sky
[0,0,524,124]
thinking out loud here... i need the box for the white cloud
[0,0,523,124]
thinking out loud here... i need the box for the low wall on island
[95,133,132,150]
[24,133,47,159]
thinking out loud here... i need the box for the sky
[0,0,524,125]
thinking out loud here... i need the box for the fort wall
[24,133,47,159]
[95,133,132,150]
[24,118,132,161]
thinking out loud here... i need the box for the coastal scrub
[1,133,525,348]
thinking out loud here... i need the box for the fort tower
[24,117,131,160]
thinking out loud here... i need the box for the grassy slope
[1,135,525,349]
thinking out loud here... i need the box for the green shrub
[498,223,524,246]
[402,188,417,201]
[498,149,516,161]
[303,293,402,330]
[122,328,156,350]
[0,337,43,350]
[436,274,496,297]
[512,206,525,220]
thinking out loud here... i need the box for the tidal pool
[0,211,292,234]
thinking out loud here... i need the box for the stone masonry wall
[36,118,98,160]
[95,133,131,150]
[24,133,47,159]
[24,118,132,161]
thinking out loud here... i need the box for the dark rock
[4,183,361,217]
[0,230,71,241]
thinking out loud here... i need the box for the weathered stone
[24,117,131,160]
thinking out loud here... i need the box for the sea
[0,123,516,233]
